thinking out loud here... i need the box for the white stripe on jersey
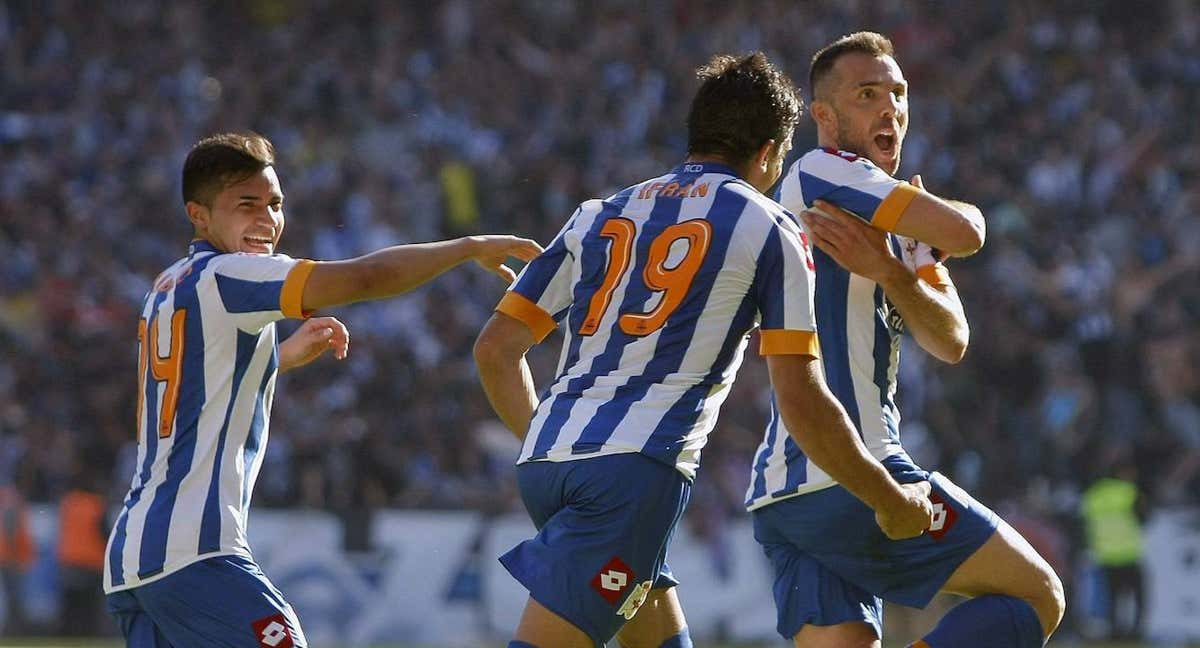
[105,241,309,592]
[747,148,932,509]
[502,162,817,480]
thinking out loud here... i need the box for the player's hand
[278,316,349,372]
[469,235,545,283]
[874,480,934,540]
[801,200,900,283]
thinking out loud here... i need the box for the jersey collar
[672,161,742,179]
[188,239,220,256]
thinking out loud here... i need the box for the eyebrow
[237,194,284,201]
[856,80,908,89]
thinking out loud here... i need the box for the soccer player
[103,132,541,648]
[474,53,933,648]
[745,32,1065,648]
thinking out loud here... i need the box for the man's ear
[810,100,836,134]
[185,201,209,233]
[754,139,777,171]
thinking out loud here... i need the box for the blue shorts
[500,452,692,645]
[106,554,306,648]
[751,457,999,639]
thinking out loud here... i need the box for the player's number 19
[579,218,713,337]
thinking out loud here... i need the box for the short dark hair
[181,132,276,206]
[810,31,895,100]
[686,52,802,165]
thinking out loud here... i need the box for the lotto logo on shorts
[927,492,958,541]
[251,613,295,648]
[590,556,636,604]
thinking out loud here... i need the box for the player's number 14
[580,218,712,336]
[136,310,185,439]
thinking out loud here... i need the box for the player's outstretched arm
[301,235,543,312]
[474,312,540,440]
[278,316,349,372]
[801,203,969,363]
[766,353,933,539]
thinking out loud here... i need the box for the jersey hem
[519,447,696,481]
[103,548,250,594]
[745,480,839,512]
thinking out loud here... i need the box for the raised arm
[766,353,933,539]
[300,235,542,312]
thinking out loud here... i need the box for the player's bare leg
[615,587,690,648]
[792,620,880,648]
[937,519,1066,639]
[511,596,595,648]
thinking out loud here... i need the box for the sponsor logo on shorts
[590,556,635,604]
[251,613,295,648]
[927,492,958,541]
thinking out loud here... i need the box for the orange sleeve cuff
[280,260,316,319]
[497,291,558,343]
[871,182,919,232]
[916,264,952,287]
[760,330,820,357]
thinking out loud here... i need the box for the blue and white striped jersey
[497,162,819,481]
[105,240,314,593]
[746,148,950,510]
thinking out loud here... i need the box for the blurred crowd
[2,0,1199,638]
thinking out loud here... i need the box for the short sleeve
[496,210,580,343]
[209,254,315,329]
[751,215,820,357]
[785,149,919,232]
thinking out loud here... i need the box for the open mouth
[243,235,274,252]
[874,132,897,157]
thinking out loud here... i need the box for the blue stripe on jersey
[529,187,637,460]
[776,437,808,498]
[241,346,276,512]
[813,249,862,433]
[215,273,284,314]
[198,329,259,554]
[138,255,215,578]
[568,182,690,454]
[750,393,781,502]
[797,170,881,222]
[107,286,174,587]
[512,214,578,304]
[640,190,755,463]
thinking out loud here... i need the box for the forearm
[303,237,480,311]
[942,200,985,257]
[476,353,538,439]
[876,261,969,363]
[342,238,478,301]
[778,395,905,511]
